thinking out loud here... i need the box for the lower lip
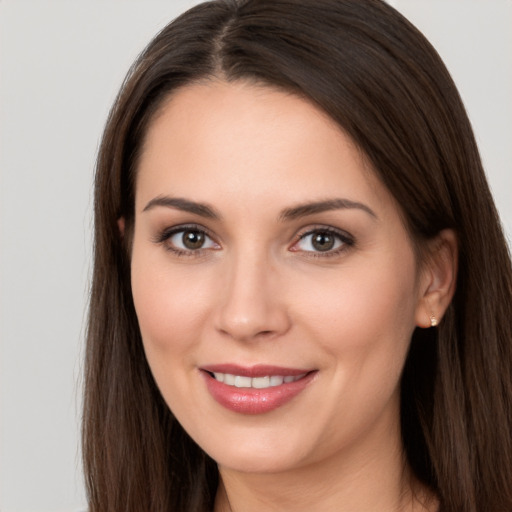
[201,371,316,415]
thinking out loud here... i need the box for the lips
[200,364,316,414]
[212,372,306,389]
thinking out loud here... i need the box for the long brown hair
[83,1,512,510]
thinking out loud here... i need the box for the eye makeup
[152,221,355,260]
[152,223,220,257]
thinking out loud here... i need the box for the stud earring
[430,314,438,327]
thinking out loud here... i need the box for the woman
[82,0,512,511]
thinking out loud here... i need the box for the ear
[117,217,125,238]
[415,229,458,328]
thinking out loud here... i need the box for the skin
[129,80,456,511]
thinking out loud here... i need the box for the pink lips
[200,364,316,415]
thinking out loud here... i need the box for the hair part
[83,1,512,511]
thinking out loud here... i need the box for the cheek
[320,245,415,334]
[130,245,213,364]
[291,253,418,443]
[294,247,418,379]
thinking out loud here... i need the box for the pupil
[312,232,334,251]
[182,230,204,250]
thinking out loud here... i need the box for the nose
[214,251,291,342]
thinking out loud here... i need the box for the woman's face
[131,81,428,474]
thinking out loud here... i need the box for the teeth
[212,372,306,389]
[270,375,284,386]
[224,373,236,386]
[234,376,252,388]
[252,376,270,389]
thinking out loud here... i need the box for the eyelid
[289,225,355,256]
[153,223,220,255]
[152,223,354,258]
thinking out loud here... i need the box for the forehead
[135,80,393,219]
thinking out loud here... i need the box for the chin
[197,429,315,475]
[214,450,302,474]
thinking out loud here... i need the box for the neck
[214,406,437,512]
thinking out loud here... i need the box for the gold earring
[430,314,438,327]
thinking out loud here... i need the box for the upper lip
[200,364,313,378]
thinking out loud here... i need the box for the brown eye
[182,230,205,250]
[292,227,353,255]
[311,232,335,252]
[161,227,219,254]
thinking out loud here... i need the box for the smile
[200,365,316,414]
[211,373,307,389]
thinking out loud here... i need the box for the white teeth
[234,376,252,388]
[224,373,236,386]
[270,375,284,387]
[252,376,270,389]
[211,372,306,389]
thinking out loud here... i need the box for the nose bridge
[215,244,289,341]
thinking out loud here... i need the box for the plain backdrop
[0,1,511,511]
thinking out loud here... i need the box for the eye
[291,227,354,255]
[171,229,214,250]
[155,225,220,255]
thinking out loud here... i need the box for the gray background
[1,1,511,511]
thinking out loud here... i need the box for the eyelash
[291,226,355,258]
[153,224,355,258]
[153,224,219,258]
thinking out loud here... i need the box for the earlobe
[117,217,125,238]
[415,229,458,328]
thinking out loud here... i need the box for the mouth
[200,364,317,414]
[208,372,307,389]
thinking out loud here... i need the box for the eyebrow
[142,196,221,219]
[279,198,377,221]
[142,195,377,221]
